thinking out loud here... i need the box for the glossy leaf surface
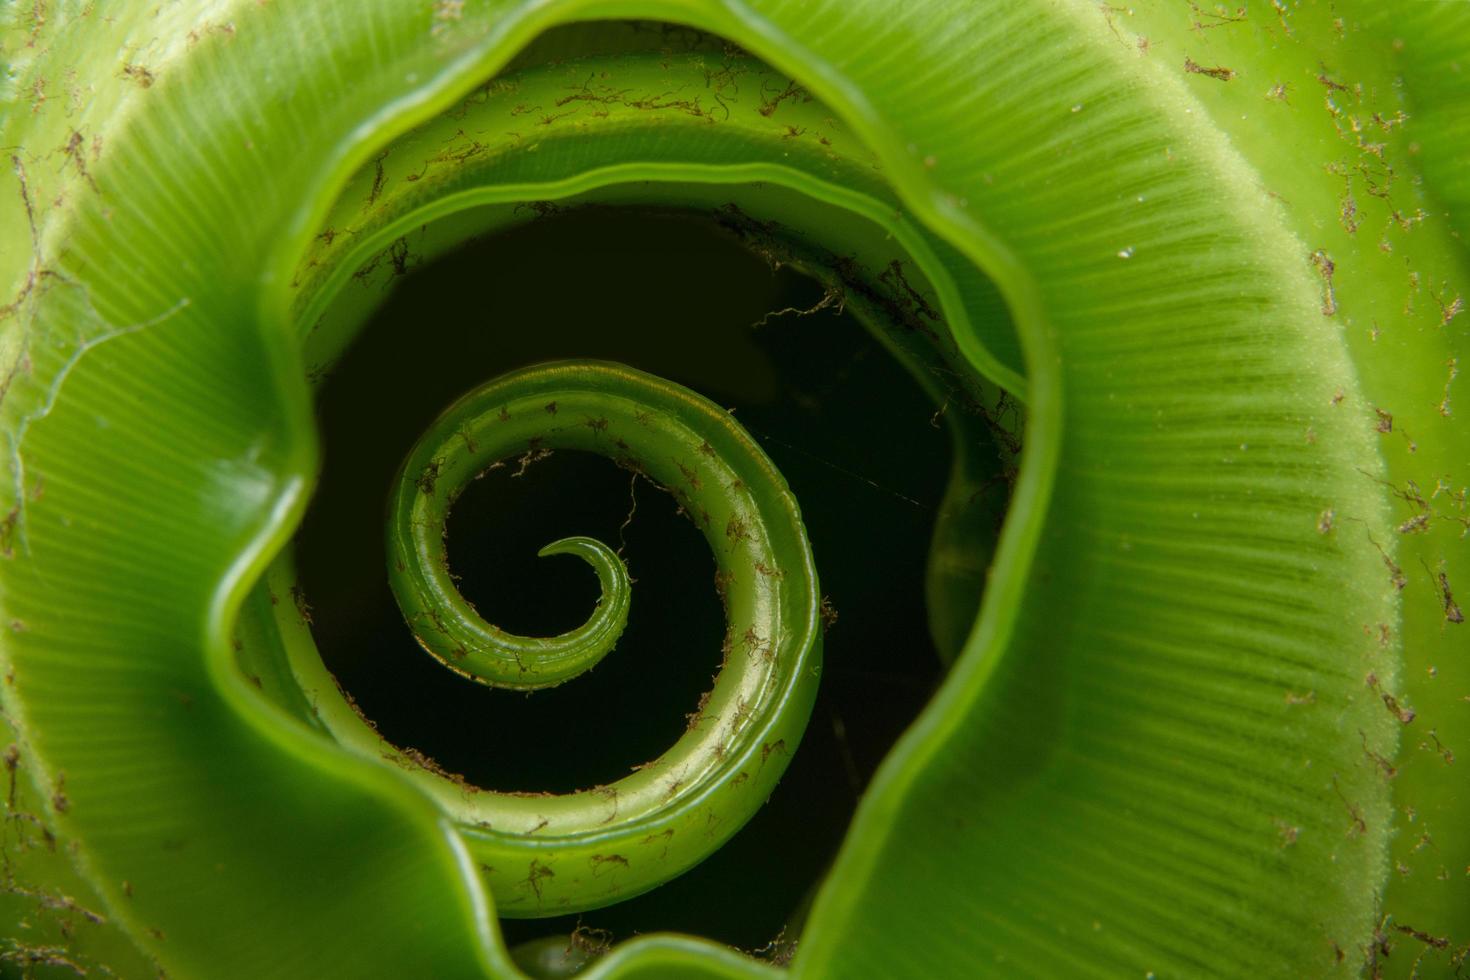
[1,2,1465,977]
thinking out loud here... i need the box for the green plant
[1,2,1465,978]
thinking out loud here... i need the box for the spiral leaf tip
[379,359,821,913]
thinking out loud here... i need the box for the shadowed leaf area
[296,208,948,948]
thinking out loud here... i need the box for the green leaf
[1,1,1464,977]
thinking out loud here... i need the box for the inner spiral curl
[383,358,823,915]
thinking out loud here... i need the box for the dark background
[295,206,955,954]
